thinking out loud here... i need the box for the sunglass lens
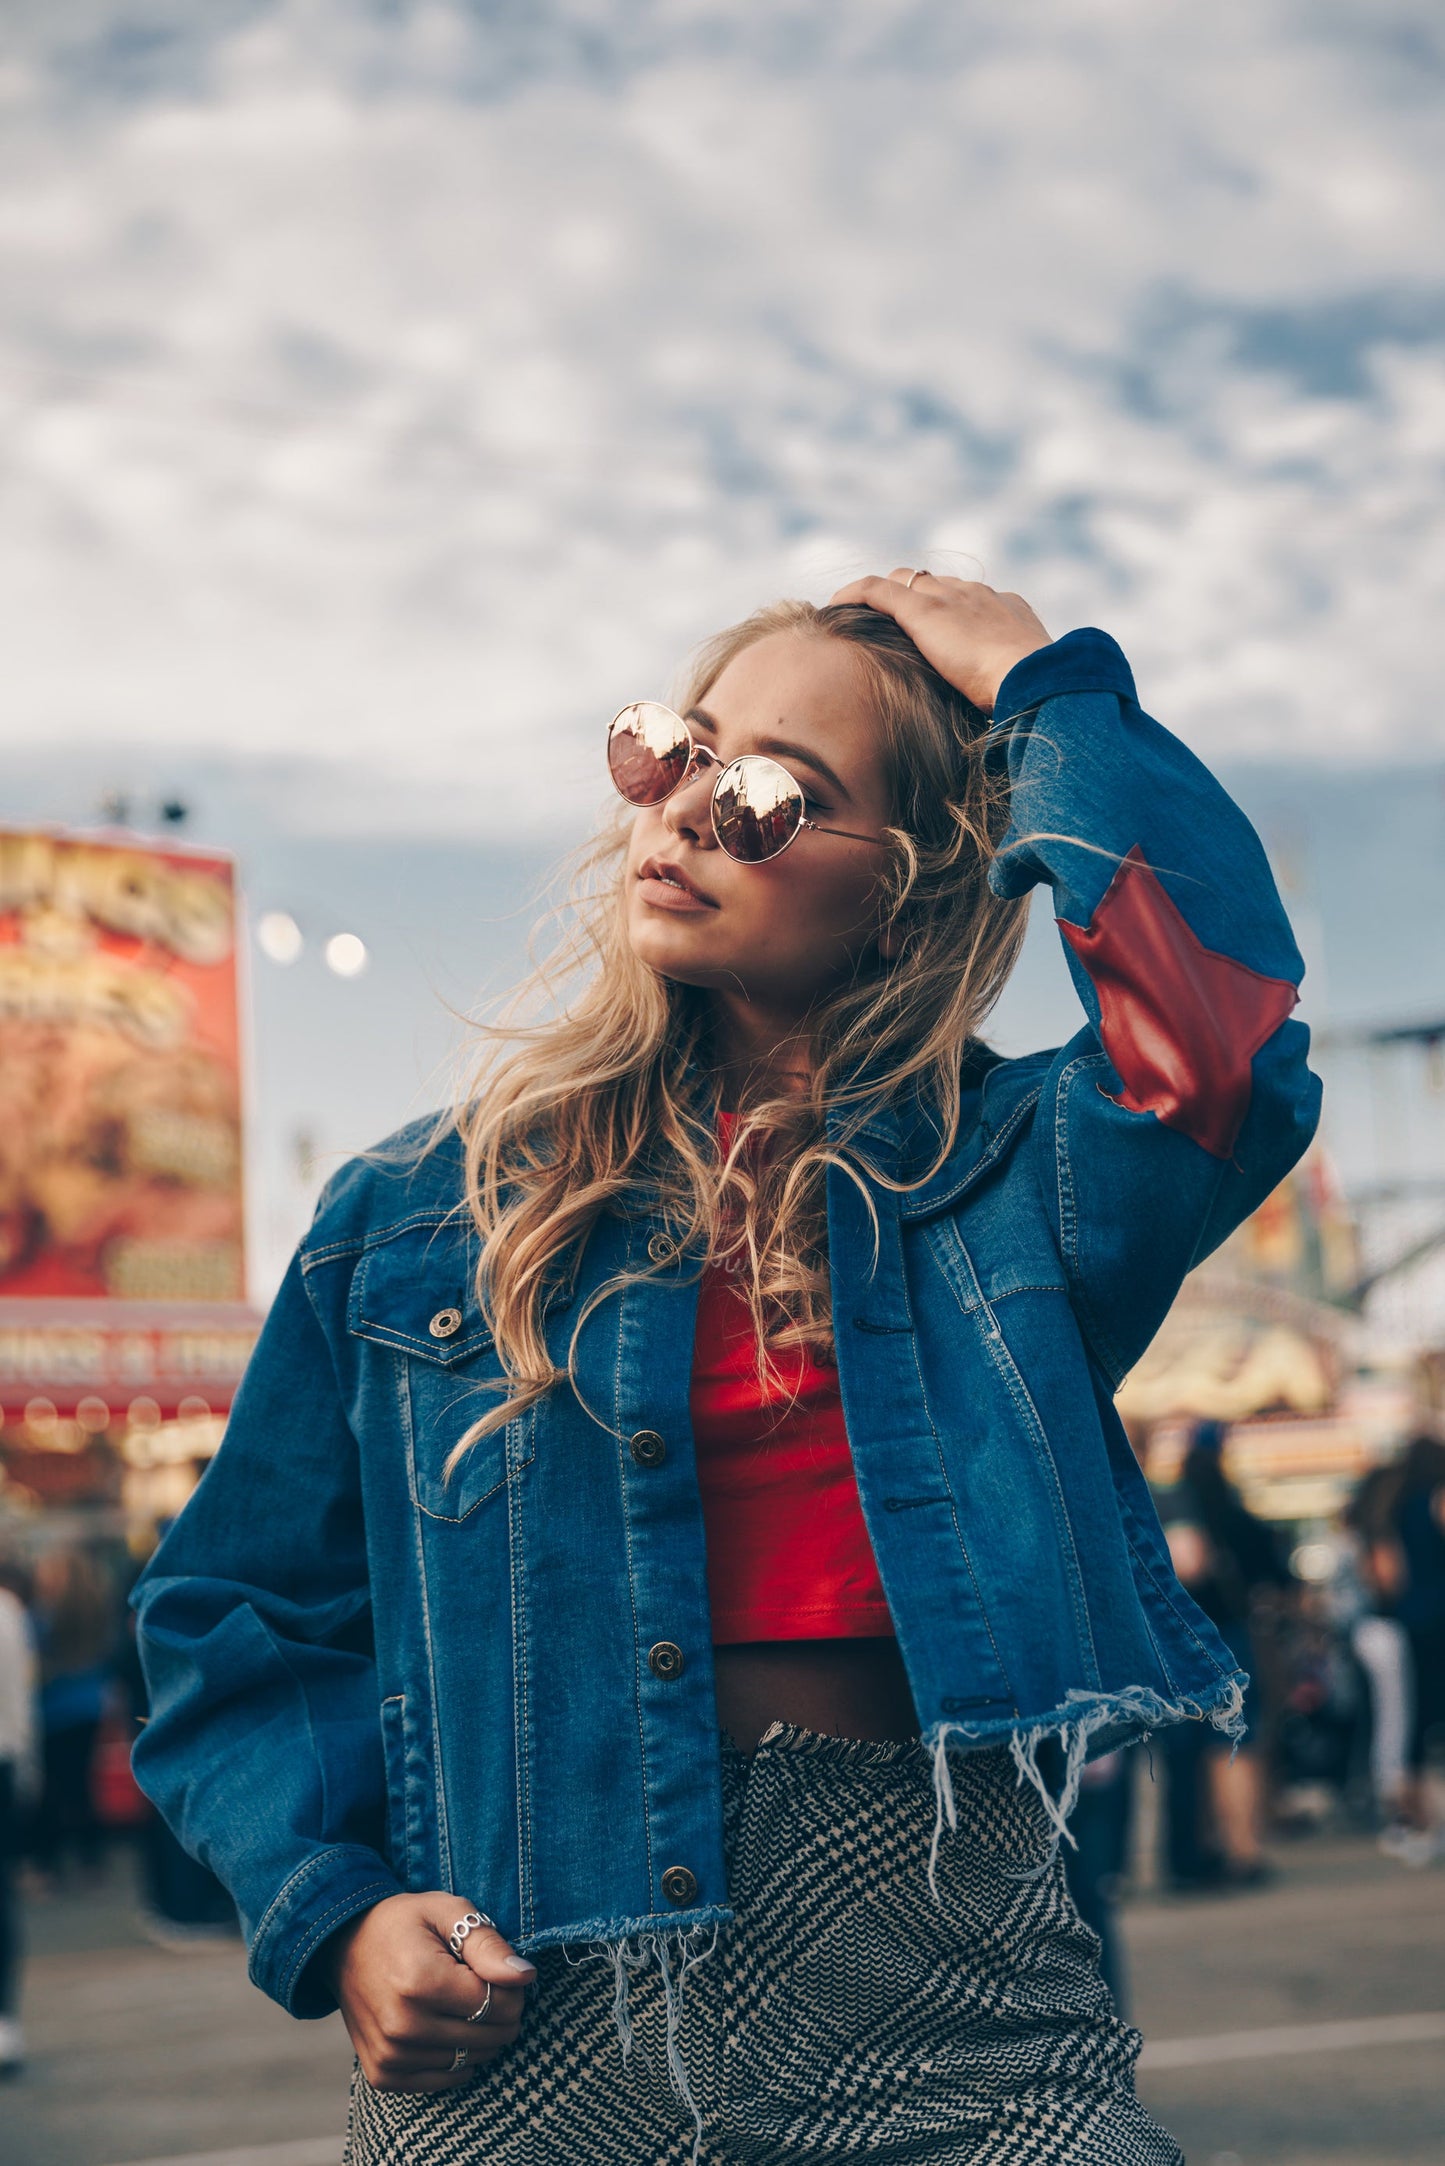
[711,756,805,863]
[608,703,693,806]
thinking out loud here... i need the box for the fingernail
[503,1955,536,1974]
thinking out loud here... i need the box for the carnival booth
[0,827,261,1543]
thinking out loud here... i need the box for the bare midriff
[712,1636,920,1752]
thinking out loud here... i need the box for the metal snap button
[428,1307,463,1340]
[647,1231,677,1265]
[630,1429,666,1468]
[648,1640,685,1682]
[661,1865,698,1907]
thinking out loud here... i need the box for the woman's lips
[636,853,719,905]
[637,875,715,912]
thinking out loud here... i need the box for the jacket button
[661,1865,698,1907]
[648,1640,685,1681]
[647,1231,678,1265]
[428,1307,463,1340]
[630,1429,667,1468]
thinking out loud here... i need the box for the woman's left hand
[828,570,1051,715]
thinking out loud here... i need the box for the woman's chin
[629,924,737,992]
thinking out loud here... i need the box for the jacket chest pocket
[347,1216,532,1522]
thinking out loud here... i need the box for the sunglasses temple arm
[809,821,885,845]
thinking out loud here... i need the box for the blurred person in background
[132,577,1319,2165]
[28,1547,115,1888]
[1342,1459,1413,1843]
[1387,1434,1445,1866]
[0,1553,37,2076]
[1157,1421,1293,1888]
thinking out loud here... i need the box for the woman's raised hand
[828,570,1050,715]
[321,1891,537,2092]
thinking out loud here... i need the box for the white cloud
[0,0,1442,833]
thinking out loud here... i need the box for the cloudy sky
[4,0,1443,830]
[3,2,1444,1286]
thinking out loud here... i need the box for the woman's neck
[708,990,812,1109]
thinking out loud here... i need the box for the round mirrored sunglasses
[607,702,879,865]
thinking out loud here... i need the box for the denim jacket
[132,629,1320,2020]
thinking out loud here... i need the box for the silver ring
[450,2045,471,2071]
[447,1909,496,1959]
[467,1982,494,2025]
[905,568,930,590]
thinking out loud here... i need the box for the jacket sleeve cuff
[993,627,1138,722]
[247,1843,404,2018]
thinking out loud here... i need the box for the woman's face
[623,630,894,1017]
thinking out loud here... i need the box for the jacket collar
[826,1046,1048,1223]
[478,1041,1049,1239]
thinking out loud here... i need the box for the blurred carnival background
[0,6,1442,2166]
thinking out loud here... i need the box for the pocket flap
[348,1215,493,1366]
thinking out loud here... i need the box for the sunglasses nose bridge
[684,742,720,780]
[661,739,721,834]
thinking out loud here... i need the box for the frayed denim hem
[565,1924,721,2165]
[924,1673,1248,1895]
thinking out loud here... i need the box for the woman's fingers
[825,571,1050,714]
[341,1891,537,2091]
[409,1899,533,2054]
[450,1914,537,1995]
[426,1964,528,2037]
[828,572,932,615]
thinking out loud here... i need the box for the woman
[133,574,1320,2163]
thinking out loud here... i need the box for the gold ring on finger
[905,568,930,590]
[467,1981,494,2024]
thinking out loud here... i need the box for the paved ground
[4,1825,1443,2166]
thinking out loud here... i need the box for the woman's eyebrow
[684,706,852,801]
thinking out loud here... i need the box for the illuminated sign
[0,829,245,1304]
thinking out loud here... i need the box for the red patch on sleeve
[1058,847,1298,1160]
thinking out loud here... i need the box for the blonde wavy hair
[447,599,1027,1459]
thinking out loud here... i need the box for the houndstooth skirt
[345,1723,1182,2165]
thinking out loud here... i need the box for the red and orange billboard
[0,828,245,1305]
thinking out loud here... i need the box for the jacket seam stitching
[256,1845,333,1949]
[379,1696,411,1885]
[278,1880,398,2004]
[953,1281,1068,1309]
[1122,1527,1228,1674]
[613,1251,656,1907]
[900,1085,1044,1221]
[414,1472,505,1523]
[300,1237,367,1270]
[892,1218,1017,1710]
[252,1847,336,1953]
[353,1322,494,1365]
[410,1381,508,1520]
[1053,1051,1131,1386]
[931,1222,1102,1692]
[1131,1582,1180,1698]
[399,1350,453,1891]
[302,1207,460,1271]
[510,1404,533,1938]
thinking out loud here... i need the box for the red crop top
[689,1115,894,1645]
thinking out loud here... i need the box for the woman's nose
[662,750,719,844]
